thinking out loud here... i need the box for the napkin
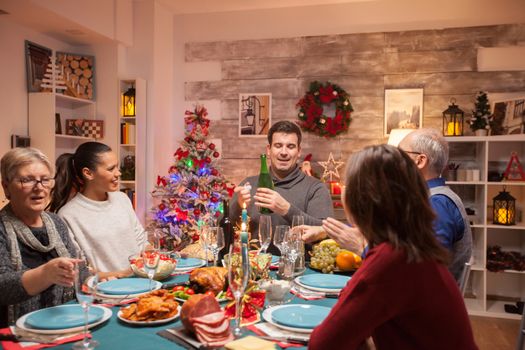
[0,327,87,350]
[247,323,307,348]
[225,335,276,350]
[289,286,325,300]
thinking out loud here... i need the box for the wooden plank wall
[185,24,525,185]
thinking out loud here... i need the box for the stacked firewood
[57,53,94,100]
[487,246,525,272]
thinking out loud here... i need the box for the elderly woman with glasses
[0,148,81,327]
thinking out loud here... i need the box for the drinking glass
[273,225,290,255]
[207,227,225,267]
[227,245,250,337]
[258,215,272,254]
[142,234,160,291]
[73,250,99,350]
[284,229,305,276]
[292,215,305,235]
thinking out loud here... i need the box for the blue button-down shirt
[428,178,465,250]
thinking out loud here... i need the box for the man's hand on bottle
[234,183,252,207]
[253,188,290,216]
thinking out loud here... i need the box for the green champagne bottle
[257,154,274,214]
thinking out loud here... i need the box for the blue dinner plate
[271,305,331,329]
[298,274,350,289]
[97,278,152,295]
[176,258,205,269]
[25,305,104,330]
[271,255,280,265]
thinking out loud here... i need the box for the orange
[336,250,358,271]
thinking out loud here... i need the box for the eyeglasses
[17,177,55,189]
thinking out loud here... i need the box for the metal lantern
[442,98,464,136]
[122,85,136,117]
[493,188,516,225]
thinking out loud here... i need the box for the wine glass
[284,229,305,276]
[292,215,305,235]
[273,225,290,256]
[73,250,99,350]
[227,245,250,337]
[207,227,225,267]
[258,215,272,255]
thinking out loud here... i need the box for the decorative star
[318,152,344,182]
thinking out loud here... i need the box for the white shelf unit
[118,78,146,225]
[445,134,525,320]
[28,92,98,165]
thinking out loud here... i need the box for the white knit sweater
[58,191,147,272]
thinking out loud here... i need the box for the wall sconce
[241,96,262,133]
[442,98,464,136]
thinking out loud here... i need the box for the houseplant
[470,91,491,136]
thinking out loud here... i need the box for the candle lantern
[442,98,464,136]
[122,85,136,117]
[493,188,516,225]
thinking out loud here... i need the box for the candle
[497,208,508,224]
[330,182,342,195]
[241,222,248,244]
[447,122,460,136]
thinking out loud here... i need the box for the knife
[324,293,340,298]
[257,335,309,345]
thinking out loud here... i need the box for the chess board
[65,119,104,139]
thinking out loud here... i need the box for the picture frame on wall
[56,51,95,100]
[489,92,525,135]
[384,88,423,136]
[239,93,272,137]
[25,41,52,92]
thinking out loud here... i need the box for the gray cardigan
[0,213,77,326]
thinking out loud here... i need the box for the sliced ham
[196,328,234,347]
[180,294,221,333]
[192,311,227,327]
[194,318,230,337]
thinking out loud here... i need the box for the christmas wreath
[296,81,353,137]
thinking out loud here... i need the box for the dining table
[0,267,344,350]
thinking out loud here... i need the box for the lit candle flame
[242,202,246,209]
[241,222,246,231]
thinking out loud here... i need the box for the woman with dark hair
[309,145,477,350]
[50,142,146,276]
[0,148,81,327]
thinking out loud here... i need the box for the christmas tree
[151,105,233,250]
[470,91,491,131]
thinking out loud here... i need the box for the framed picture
[25,41,52,92]
[55,113,62,134]
[384,88,423,136]
[489,92,525,135]
[239,93,272,137]
[56,52,95,100]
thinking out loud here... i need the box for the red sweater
[309,243,478,350]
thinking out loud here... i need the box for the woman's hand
[322,218,367,255]
[42,257,80,287]
[301,225,327,244]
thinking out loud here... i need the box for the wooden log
[70,60,79,69]
[79,77,89,87]
[82,69,92,78]
[74,68,82,76]
[80,60,88,69]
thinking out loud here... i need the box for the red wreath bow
[319,85,336,104]
[224,285,266,326]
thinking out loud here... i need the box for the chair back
[458,262,471,296]
[517,303,525,350]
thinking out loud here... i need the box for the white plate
[88,277,162,299]
[16,305,111,335]
[117,308,180,326]
[262,306,314,334]
[294,277,343,293]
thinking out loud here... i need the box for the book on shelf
[120,123,136,145]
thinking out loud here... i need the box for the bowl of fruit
[129,253,177,281]
[309,239,362,274]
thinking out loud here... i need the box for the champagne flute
[227,245,250,337]
[73,250,99,350]
[142,249,159,291]
[258,215,272,255]
[273,225,290,256]
[208,227,225,267]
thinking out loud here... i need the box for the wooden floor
[470,315,521,350]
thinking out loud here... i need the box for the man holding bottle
[229,121,333,255]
